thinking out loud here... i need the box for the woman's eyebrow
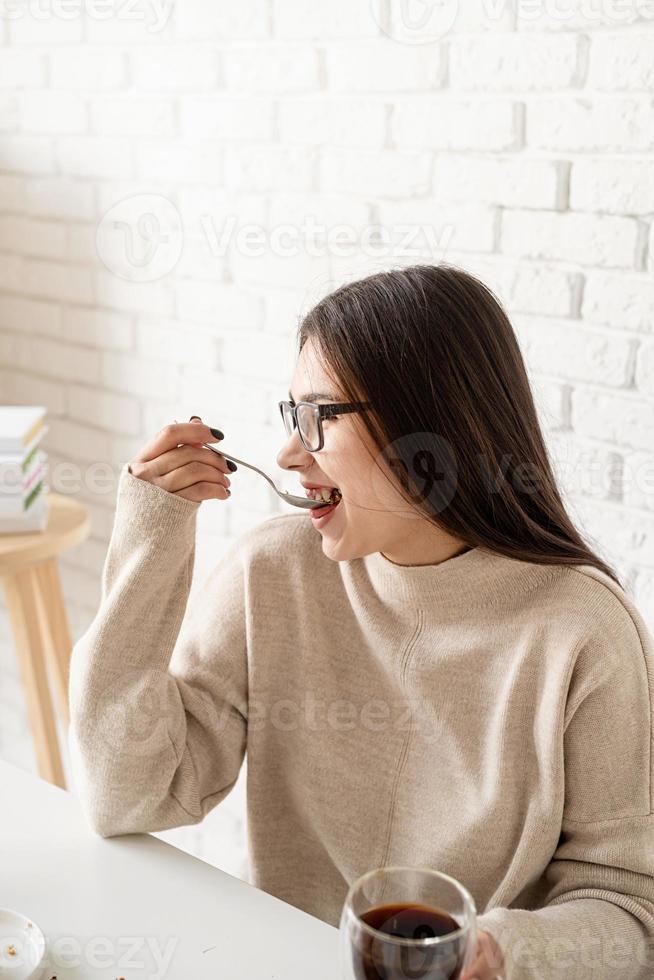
[288,389,339,402]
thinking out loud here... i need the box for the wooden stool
[0,494,91,789]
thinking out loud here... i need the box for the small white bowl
[0,909,46,980]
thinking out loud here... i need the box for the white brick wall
[1,1,653,880]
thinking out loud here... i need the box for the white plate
[0,909,46,980]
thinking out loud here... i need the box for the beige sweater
[69,461,654,979]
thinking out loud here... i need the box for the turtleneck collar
[360,544,559,610]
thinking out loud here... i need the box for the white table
[1,761,339,979]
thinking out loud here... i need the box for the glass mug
[339,866,477,980]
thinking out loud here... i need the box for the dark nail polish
[189,415,201,421]
[210,427,224,440]
[227,459,238,472]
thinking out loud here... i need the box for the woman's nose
[276,431,311,471]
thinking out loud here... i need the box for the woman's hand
[461,929,506,980]
[127,415,234,503]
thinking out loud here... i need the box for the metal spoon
[173,420,327,510]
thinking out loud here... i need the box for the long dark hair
[297,263,622,588]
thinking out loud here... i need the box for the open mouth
[306,485,343,517]
[305,486,342,506]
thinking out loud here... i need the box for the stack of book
[0,406,50,534]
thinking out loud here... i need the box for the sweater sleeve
[68,462,248,838]
[476,593,654,980]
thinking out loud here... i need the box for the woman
[69,264,654,980]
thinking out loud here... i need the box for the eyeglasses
[278,398,372,452]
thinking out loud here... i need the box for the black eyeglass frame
[278,398,372,452]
